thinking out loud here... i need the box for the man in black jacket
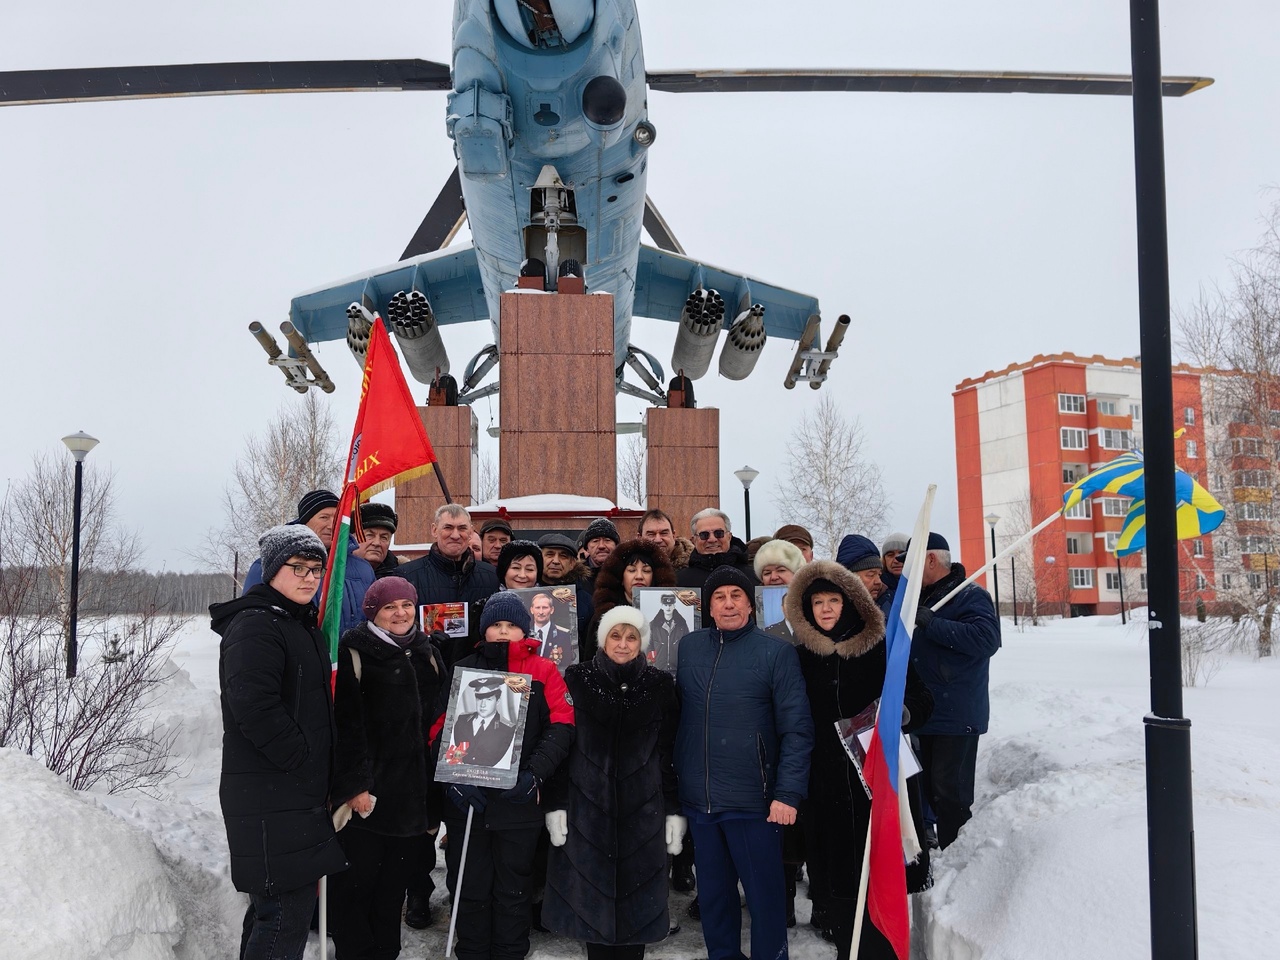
[211,524,348,960]
[358,501,402,578]
[676,508,759,589]
[395,502,501,927]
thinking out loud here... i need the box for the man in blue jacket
[909,532,1001,849]
[674,566,813,960]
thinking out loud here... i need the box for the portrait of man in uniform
[449,675,517,769]
[636,588,696,674]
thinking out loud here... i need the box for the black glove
[447,783,488,814]
[914,607,935,631]
[500,771,540,804]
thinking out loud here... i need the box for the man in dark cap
[673,566,813,960]
[539,533,595,644]
[479,518,514,566]
[836,534,891,614]
[241,489,375,635]
[908,532,1001,849]
[579,516,620,573]
[451,677,517,767]
[773,524,815,563]
[357,501,401,578]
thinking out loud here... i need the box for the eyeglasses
[696,529,727,541]
[286,563,325,580]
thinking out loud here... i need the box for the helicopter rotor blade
[401,166,468,260]
[0,59,451,106]
[645,69,1212,98]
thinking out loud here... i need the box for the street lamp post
[61,431,99,679]
[1011,556,1019,626]
[734,466,760,540]
[1118,555,1128,625]
[985,513,1001,617]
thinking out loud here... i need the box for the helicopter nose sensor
[582,75,626,126]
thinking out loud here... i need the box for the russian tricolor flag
[857,486,934,959]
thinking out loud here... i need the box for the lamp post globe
[61,431,99,678]
[734,466,760,540]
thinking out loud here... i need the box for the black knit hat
[496,540,544,585]
[479,591,532,637]
[359,502,398,533]
[293,489,340,525]
[702,565,757,623]
[579,517,620,548]
[259,524,327,585]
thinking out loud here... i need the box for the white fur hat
[596,605,651,651]
[753,538,806,580]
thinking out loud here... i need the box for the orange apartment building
[953,353,1222,617]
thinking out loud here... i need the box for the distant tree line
[0,566,233,615]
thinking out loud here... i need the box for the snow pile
[920,617,1280,959]
[0,748,184,960]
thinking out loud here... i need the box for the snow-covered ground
[4,614,1276,959]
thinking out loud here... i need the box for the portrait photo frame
[633,586,701,675]
[434,667,534,790]
[508,586,579,673]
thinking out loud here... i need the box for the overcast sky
[2,1,1277,570]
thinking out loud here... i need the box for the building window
[1236,470,1270,488]
[1240,535,1272,553]
[1186,439,1198,459]
[1105,571,1122,591]
[1192,539,1204,557]
[1222,573,1233,590]
[1063,463,1087,484]
[1061,427,1087,449]
[1249,573,1263,591]
[1220,539,1232,559]
[1100,428,1134,450]
[1063,500,1093,520]
[1097,400,1117,416]
[1066,535,1089,555]
[1184,407,1196,426]
[1130,403,1142,421]
[1070,568,1095,589]
[1140,573,1148,591]
[1195,573,1208,590]
[1238,502,1273,521]
[1232,437,1266,457]
[1059,393,1086,414]
[1101,497,1128,517]
[1105,531,1120,552]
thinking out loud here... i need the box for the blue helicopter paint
[289,0,821,381]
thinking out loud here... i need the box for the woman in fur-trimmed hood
[784,560,934,960]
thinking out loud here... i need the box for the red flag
[317,320,438,653]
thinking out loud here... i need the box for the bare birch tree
[773,396,887,560]
[474,451,499,504]
[617,434,647,506]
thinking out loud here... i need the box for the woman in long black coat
[328,576,450,960]
[542,605,683,960]
[784,560,934,960]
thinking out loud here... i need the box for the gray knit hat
[259,524,327,585]
[579,517,620,548]
[881,532,910,556]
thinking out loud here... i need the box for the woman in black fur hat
[587,538,675,660]
[784,560,934,960]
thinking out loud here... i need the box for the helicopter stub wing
[632,244,819,342]
[289,243,487,344]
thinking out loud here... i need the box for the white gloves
[546,809,568,847]
[665,814,687,855]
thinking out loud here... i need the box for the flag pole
[445,807,475,958]
[435,461,455,505]
[849,821,874,957]
[930,511,1061,612]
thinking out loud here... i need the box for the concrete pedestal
[395,405,477,545]
[498,291,617,501]
[645,406,720,540]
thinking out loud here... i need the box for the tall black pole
[1129,2,1198,957]
[989,526,1001,615]
[1011,557,1019,626]
[66,458,84,679]
[743,487,752,540]
[1118,555,1128,625]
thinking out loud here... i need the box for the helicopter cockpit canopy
[494,0,594,49]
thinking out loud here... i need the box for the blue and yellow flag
[1062,449,1225,556]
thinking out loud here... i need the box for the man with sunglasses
[675,508,760,588]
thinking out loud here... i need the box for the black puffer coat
[675,537,759,588]
[784,561,935,901]
[331,622,450,836]
[543,653,679,945]
[211,585,348,895]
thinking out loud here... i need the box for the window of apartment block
[1184,407,1196,426]
[1186,439,1198,458]
[1140,573,1148,591]
[1236,470,1270,488]
[1061,427,1087,449]
[1220,539,1232,559]
[1059,394,1086,414]
[1097,400,1117,416]
[1249,573,1262,591]
[1070,568,1094,589]
[1222,573,1233,590]
[1105,531,1120,553]
[1195,573,1208,590]
[1105,571,1122,591]
[1129,403,1142,421]
[1100,428,1133,450]
[1192,539,1204,557]
[1063,500,1092,520]
[1240,535,1271,553]
[1238,502,1273,521]
[1062,463,1087,484]
[1233,437,1266,457]
[1066,535,1088,554]
[1101,497,1128,517]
